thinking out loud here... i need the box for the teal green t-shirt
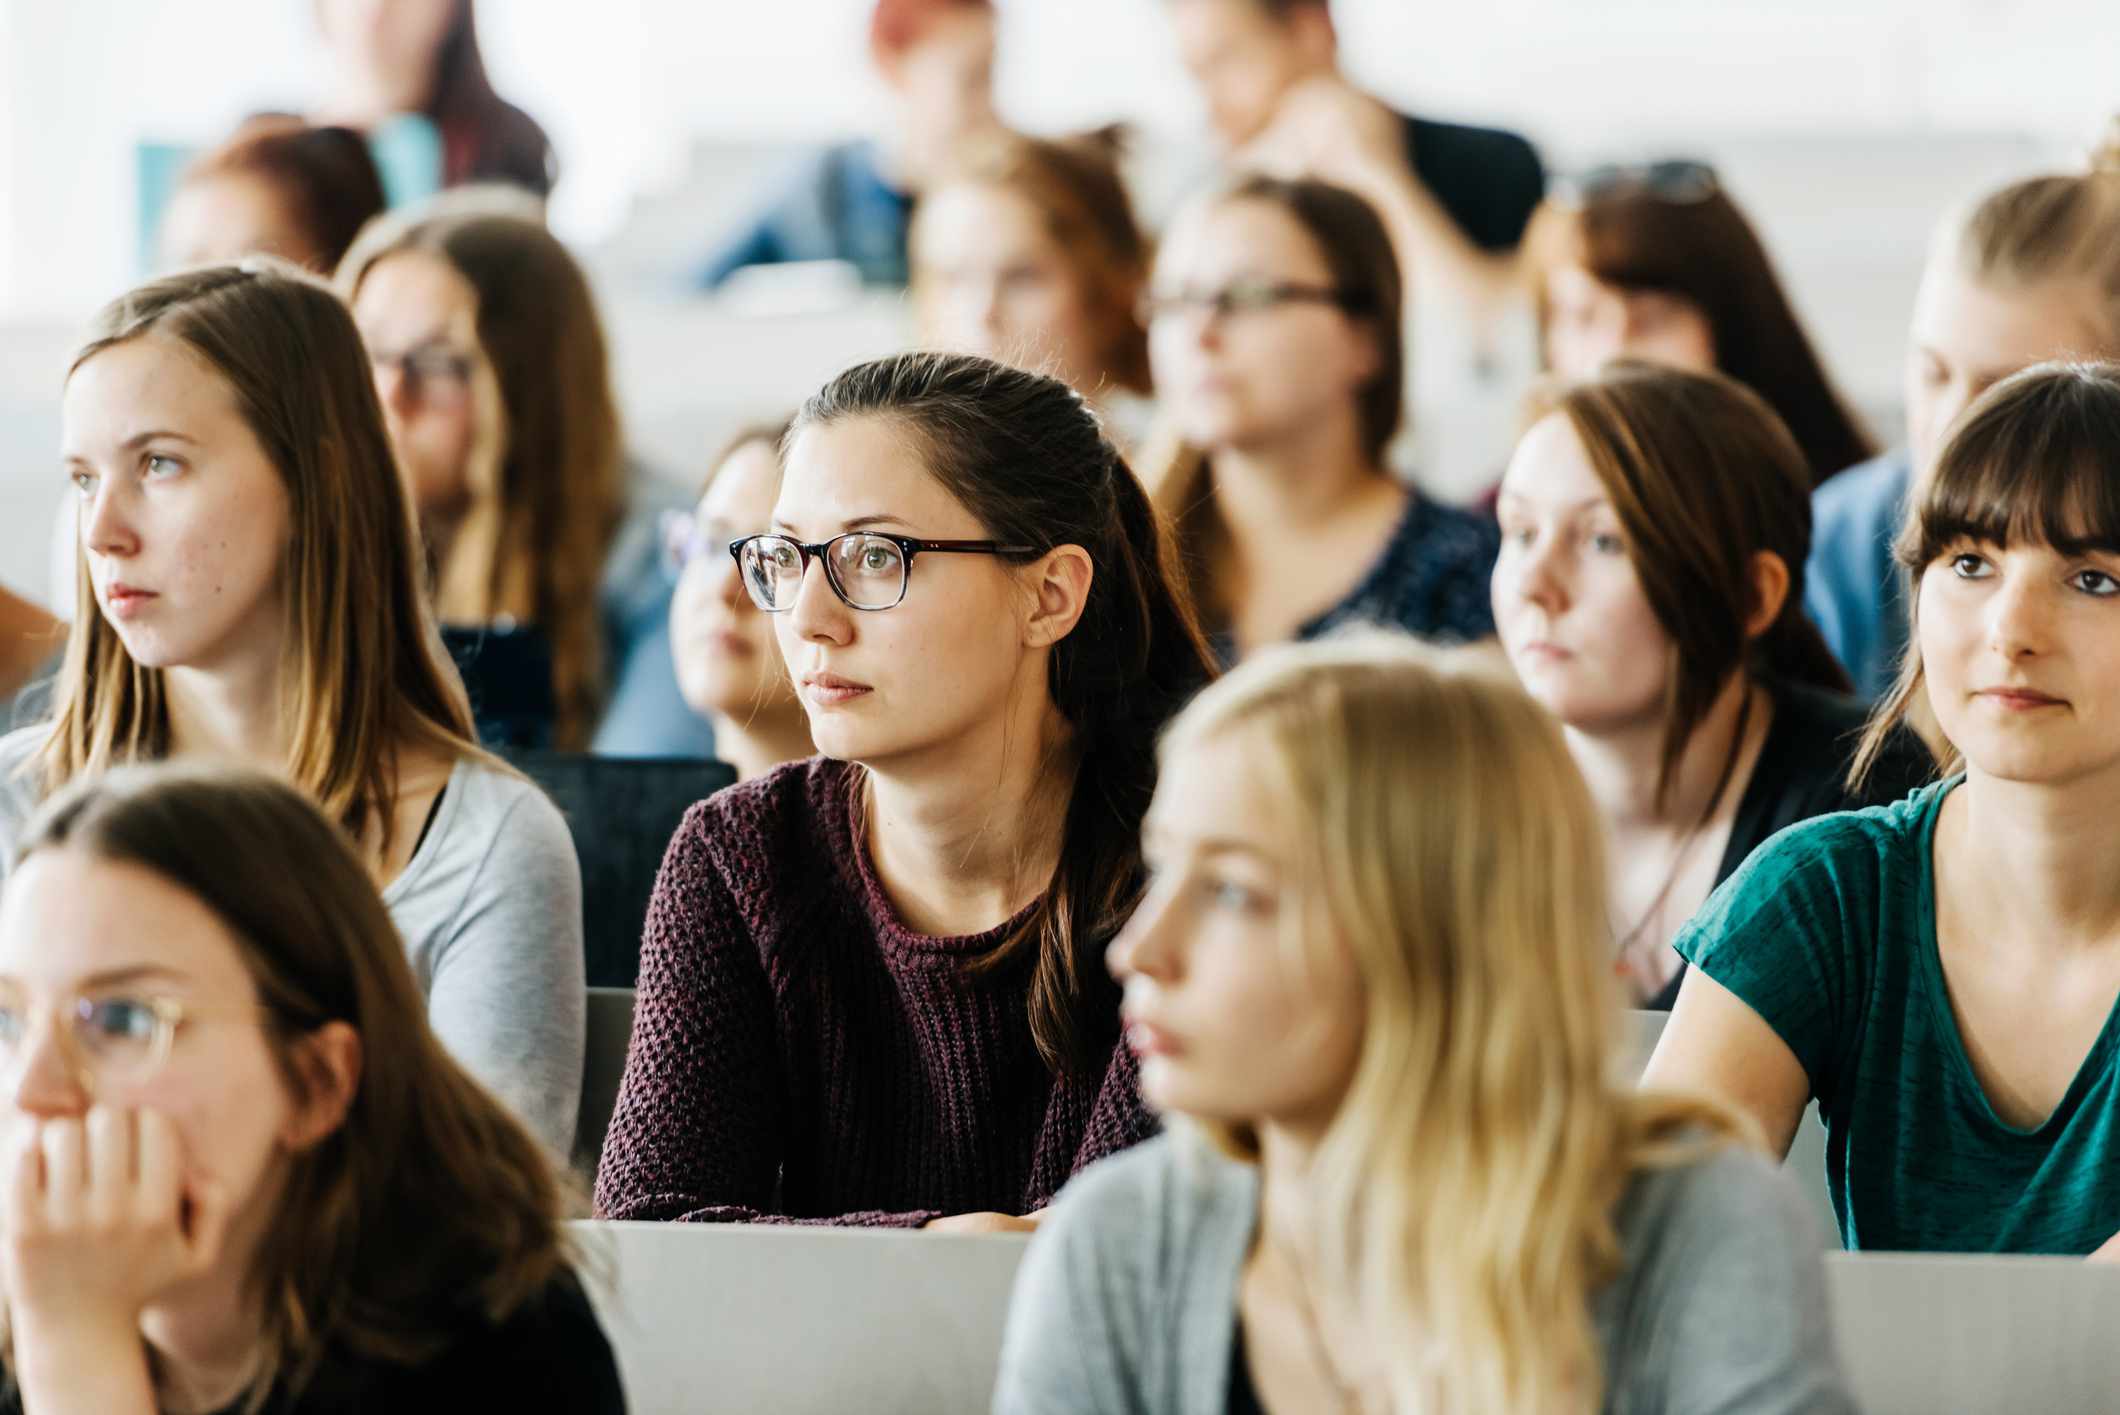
[1674,779,2120,1254]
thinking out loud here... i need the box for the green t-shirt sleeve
[1674,813,1887,1106]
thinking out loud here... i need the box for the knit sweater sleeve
[1066,1040,1159,1183]
[591,794,946,1228]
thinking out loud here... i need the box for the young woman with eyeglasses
[0,765,623,1414]
[594,351,1217,1230]
[1140,175,1499,663]
[1523,161,1873,488]
[0,259,585,1159]
[661,421,814,781]
[341,190,626,752]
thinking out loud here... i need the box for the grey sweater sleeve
[412,774,587,1158]
[1607,1146,1859,1415]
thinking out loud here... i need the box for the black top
[0,1272,625,1414]
[1228,1320,1270,1415]
[1645,678,1935,1011]
[441,622,557,752]
[1399,113,1546,252]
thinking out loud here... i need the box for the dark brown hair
[1527,184,1874,486]
[917,129,1153,396]
[1149,175,1404,631]
[4,763,573,1409]
[791,352,1216,1075]
[1528,361,1850,807]
[42,261,480,852]
[177,117,387,272]
[1854,360,2120,784]
[340,191,625,751]
[419,0,556,195]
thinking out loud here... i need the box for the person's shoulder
[1400,111,1540,166]
[0,725,51,834]
[1036,1131,1256,1300]
[1403,491,1501,561]
[674,756,852,886]
[452,756,578,860]
[1621,1142,1810,1241]
[399,1268,625,1409]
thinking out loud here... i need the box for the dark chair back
[508,751,737,986]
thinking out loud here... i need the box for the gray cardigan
[993,1132,1856,1415]
[0,730,586,1157]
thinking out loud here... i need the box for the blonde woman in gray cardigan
[994,633,1853,1414]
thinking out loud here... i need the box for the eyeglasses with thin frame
[0,991,274,1093]
[369,344,475,405]
[730,531,1039,613]
[1137,279,1371,328]
[660,509,746,577]
[1551,160,1720,208]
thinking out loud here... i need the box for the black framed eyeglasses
[1552,160,1719,208]
[729,531,1039,613]
[1137,280,1371,327]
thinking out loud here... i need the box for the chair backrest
[506,751,736,986]
[1825,1252,2120,1413]
[573,1220,1029,1415]
[575,986,636,1177]
[1625,1009,1840,1249]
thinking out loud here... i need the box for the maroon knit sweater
[592,757,1157,1227]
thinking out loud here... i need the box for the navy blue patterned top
[1210,490,1501,666]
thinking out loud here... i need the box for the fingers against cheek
[5,1121,43,1235]
[37,1120,84,1227]
[84,1106,135,1225]
[134,1110,181,1228]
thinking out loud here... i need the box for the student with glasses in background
[0,765,622,1414]
[1523,159,1874,490]
[1139,176,1499,664]
[661,421,814,782]
[595,351,1216,1230]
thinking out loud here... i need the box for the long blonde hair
[1164,632,1740,1411]
[40,261,480,853]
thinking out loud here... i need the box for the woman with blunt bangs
[596,352,1216,1230]
[0,260,585,1157]
[1652,362,2120,1256]
[995,633,1853,1413]
[1492,363,1932,1008]
[0,765,621,1413]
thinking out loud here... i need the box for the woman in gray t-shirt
[9,260,583,1156]
[993,634,1852,1414]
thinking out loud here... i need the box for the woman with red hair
[695,0,1004,289]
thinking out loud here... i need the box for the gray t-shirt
[994,1131,1855,1415]
[0,728,585,1157]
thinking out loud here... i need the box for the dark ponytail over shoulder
[792,352,1217,1075]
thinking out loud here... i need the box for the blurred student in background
[311,0,556,195]
[1144,176,1498,662]
[1165,0,1543,325]
[158,117,388,274]
[997,635,1853,1414]
[1492,363,1929,1010]
[664,422,815,780]
[697,0,1003,289]
[343,191,628,753]
[1808,128,2120,699]
[911,131,1156,448]
[0,766,623,1413]
[1,261,586,1156]
[1524,162,1873,491]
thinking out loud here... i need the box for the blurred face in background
[315,0,457,111]
[913,181,1103,395]
[670,438,804,733]
[1543,264,1717,380]
[1147,195,1380,455]
[1167,0,1334,150]
[351,249,503,526]
[159,173,322,273]
[1903,255,2109,488]
[876,7,1000,182]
